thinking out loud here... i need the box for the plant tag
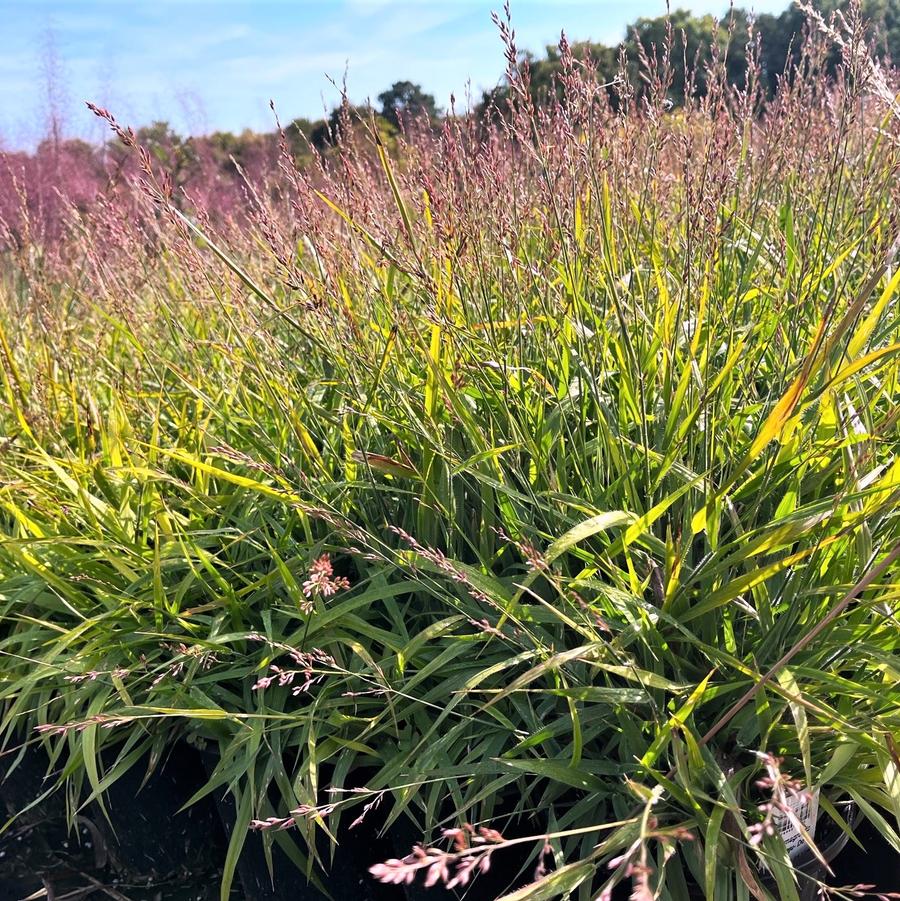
[773,789,819,858]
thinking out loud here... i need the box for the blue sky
[0,0,791,149]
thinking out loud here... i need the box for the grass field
[1,8,899,900]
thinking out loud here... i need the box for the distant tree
[522,9,729,107]
[306,102,396,151]
[377,81,439,128]
[202,128,274,176]
[308,107,344,151]
[752,4,812,95]
[869,0,900,56]
[136,121,191,164]
[35,136,97,166]
[279,117,315,163]
[623,9,724,100]
[476,0,900,118]
[119,121,199,191]
[519,40,619,107]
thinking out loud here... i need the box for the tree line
[139,1,900,156]
[2,0,897,233]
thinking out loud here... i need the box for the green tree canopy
[377,80,439,128]
[479,0,900,114]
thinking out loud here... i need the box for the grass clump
[1,7,899,900]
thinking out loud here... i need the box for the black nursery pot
[7,742,895,901]
[763,799,900,901]
[200,748,549,901]
[197,746,394,901]
[826,804,900,895]
[790,800,859,901]
[0,739,227,899]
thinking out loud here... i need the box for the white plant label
[773,789,820,858]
